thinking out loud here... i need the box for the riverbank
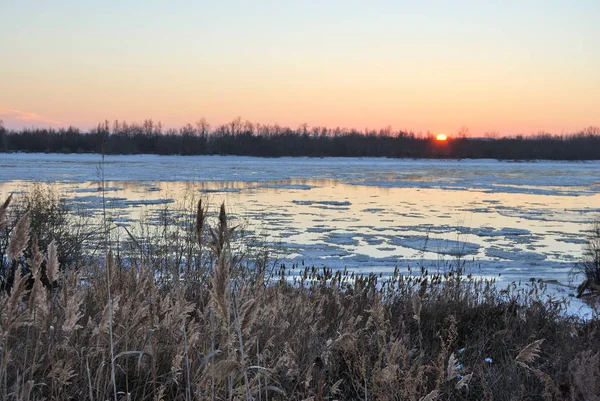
[1,194,599,400]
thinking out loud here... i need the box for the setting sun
[436,134,448,141]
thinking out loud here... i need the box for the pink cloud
[0,106,60,127]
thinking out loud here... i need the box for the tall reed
[0,192,597,400]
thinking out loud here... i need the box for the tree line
[1,118,599,160]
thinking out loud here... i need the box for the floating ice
[388,236,480,257]
[292,200,352,207]
[485,247,547,261]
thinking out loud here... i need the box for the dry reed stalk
[196,199,206,249]
[30,235,43,275]
[231,291,252,401]
[412,294,422,322]
[7,211,30,261]
[194,198,207,279]
[210,306,216,401]
[0,194,11,229]
[209,203,233,324]
[2,266,30,335]
[106,250,118,401]
[209,203,226,258]
[28,236,47,322]
[210,254,230,322]
[46,240,59,283]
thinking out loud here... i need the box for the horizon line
[2,117,599,139]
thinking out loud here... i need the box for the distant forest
[1,118,599,160]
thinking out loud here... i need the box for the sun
[436,134,448,141]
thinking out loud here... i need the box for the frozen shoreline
[1,153,598,317]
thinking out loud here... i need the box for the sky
[0,0,599,136]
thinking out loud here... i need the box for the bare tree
[196,118,210,137]
[457,126,470,138]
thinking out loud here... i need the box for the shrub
[581,220,600,284]
[0,184,96,289]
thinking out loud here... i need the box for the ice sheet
[2,154,600,317]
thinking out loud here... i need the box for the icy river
[1,154,599,295]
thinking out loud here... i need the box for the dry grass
[0,191,599,400]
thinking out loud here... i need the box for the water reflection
[1,178,598,278]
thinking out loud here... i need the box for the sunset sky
[0,1,598,135]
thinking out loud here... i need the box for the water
[1,153,599,287]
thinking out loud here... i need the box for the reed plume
[446,353,459,381]
[7,211,29,260]
[455,373,472,391]
[209,203,227,258]
[46,240,59,283]
[209,246,230,322]
[516,339,545,367]
[31,234,43,275]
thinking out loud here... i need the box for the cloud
[0,106,60,126]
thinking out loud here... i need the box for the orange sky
[1,1,598,136]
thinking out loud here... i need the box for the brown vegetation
[0,191,599,400]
